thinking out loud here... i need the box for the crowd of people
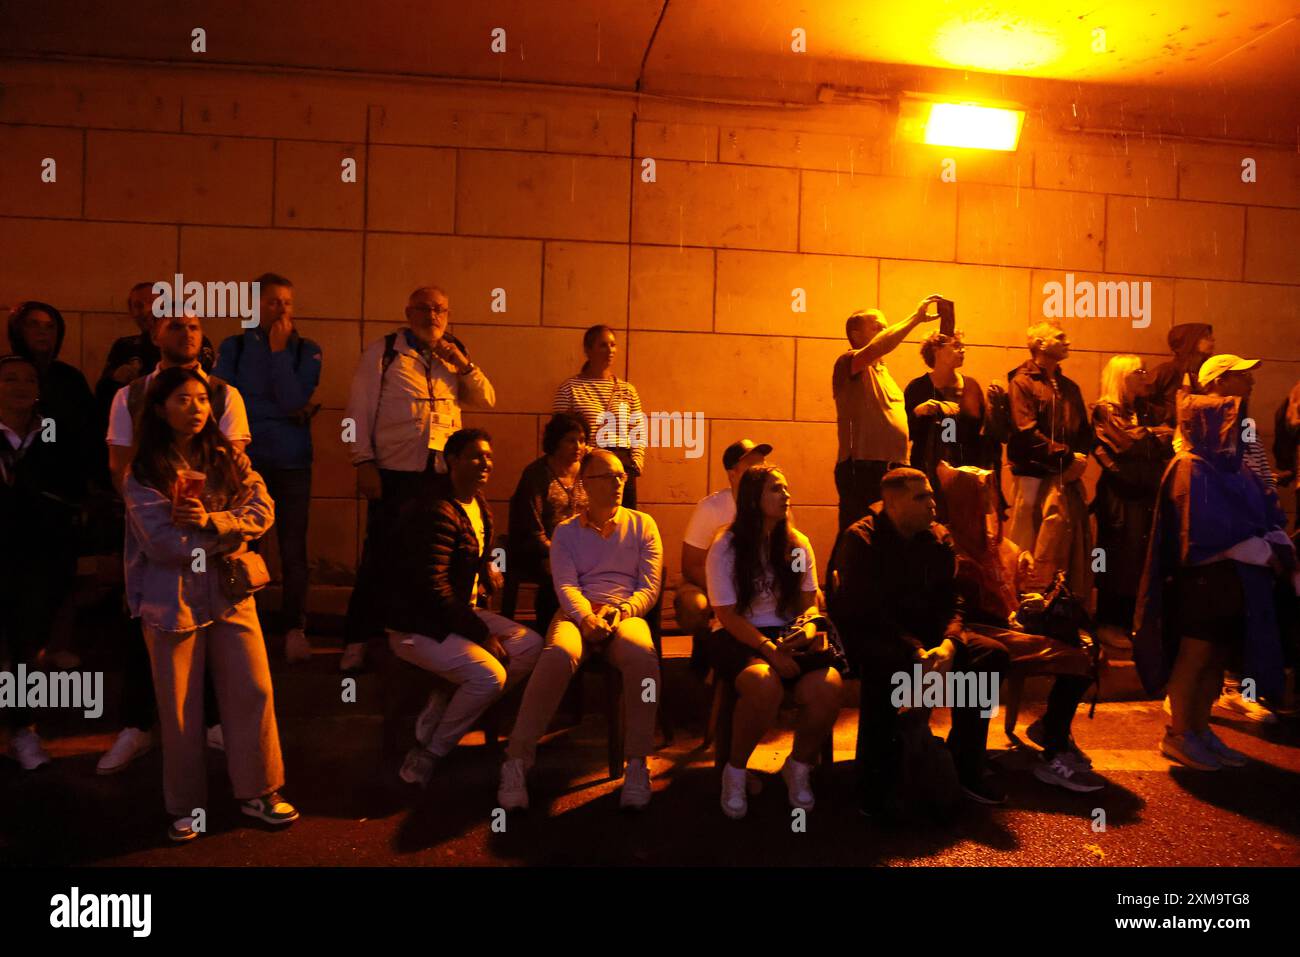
[2,279,1297,839]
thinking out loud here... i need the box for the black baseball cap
[722,439,773,472]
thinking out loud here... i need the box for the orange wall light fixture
[921,102,1024,151]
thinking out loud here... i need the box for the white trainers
[284,628,313,664]
[206,724,226,752]
[1215,689,1278,724]
[339,642,366,673]
[498,757,529,811]
[8,727,51,770]
[780,756,816,810]
[97,726,155,775]
[720,763,748,819]
[620,758,652,810]
[414,688,451,748]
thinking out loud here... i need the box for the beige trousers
[143,598,284,817]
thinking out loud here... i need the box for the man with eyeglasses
[498,448,663,811]
[340,286,496,672]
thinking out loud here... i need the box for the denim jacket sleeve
[124,459,274,565]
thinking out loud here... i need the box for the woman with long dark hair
[552,325,646,508]
[124,366,296,841]
[508,412,589,631]
[704,465,842,819]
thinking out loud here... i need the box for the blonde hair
[1099,354,1143,407]
[1026,320,1063,352]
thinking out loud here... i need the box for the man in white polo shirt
[106,312,250,488]
[674,439,772,637]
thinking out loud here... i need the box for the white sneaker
[284,628,313,664]
[339,642,366,673]
[415,688,451,748]
[206,724,225,752]
[780,756,816,810]
[97,726,155,775]
[720,763,748,819]
[7,727,51,770]
[498,757,529,811]
[1215,689,1278,724]
[620,758,652,810]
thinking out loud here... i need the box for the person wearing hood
[1,353,88,770]
[7,301,103,487]
[1133,394,1296,771]
[1142,323,1215,427]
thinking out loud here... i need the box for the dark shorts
[1170,562,1246,645]
[702,626,841,686]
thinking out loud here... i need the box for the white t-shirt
[106,367,251,447]
[706,528,818,628]
[683,487,736,550]
[463,496,486,597]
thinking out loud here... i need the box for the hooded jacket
[1133,395,1290,699]
[1005,358,1090,477]
[1143,323,1212,427]
[7,302,105,487]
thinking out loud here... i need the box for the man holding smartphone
[832,296,943,532]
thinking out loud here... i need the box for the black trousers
[253,466,312,633]
[344,459,439,646]
[856,632,1011,803]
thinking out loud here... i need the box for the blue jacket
[214,328,321,470]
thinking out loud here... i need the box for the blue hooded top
[1133,394,1288,699]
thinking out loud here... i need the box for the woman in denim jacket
[124,366,297,842]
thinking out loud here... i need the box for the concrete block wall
[2,60,1298,615]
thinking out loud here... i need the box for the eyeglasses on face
[583,472,627,485]
[408,304,450,316]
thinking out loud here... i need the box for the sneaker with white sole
[168,816,200,843]
[399,747,438,788]
[414,688,451,748]
[97,726,155,775]
[1198,728,1247,767]
[498,757,529,811]
[7,727,51,770]
[339,642,366,673]
[780,756,816,810]
[1025,718,1093,769]
[1034,754,1106,792]
[240,790,299,826]
[206,724,225,752]
[1215,689,1278,724]
[284,628,313,664]
[720,763,748,819]
[1160,728,1220,770]
[620,758,652,810]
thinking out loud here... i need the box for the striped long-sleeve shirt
[552,375,646,472]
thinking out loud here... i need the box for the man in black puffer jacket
[383,428,542,788]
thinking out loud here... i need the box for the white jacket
[345,327,496,472]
